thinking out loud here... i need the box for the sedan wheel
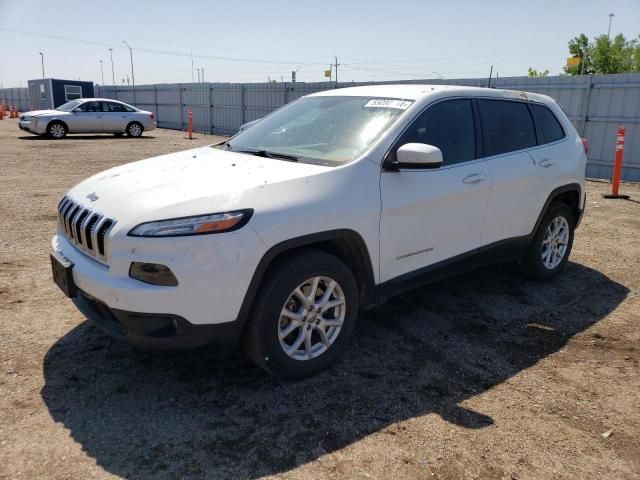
[47,122,67,139]
[127,122,143,137]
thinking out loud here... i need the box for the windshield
[55,100,82,112]
[224,96,414,165]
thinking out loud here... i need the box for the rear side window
[531,104,565,144]
[104,102,127,112]
[478,99,536,156]
[395,99,476,166]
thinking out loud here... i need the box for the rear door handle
[538,158,554,168]
[463,173,487,184]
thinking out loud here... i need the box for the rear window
[478,99,536,156]
[531,104,565,144]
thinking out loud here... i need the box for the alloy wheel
[278,276,346,361]
[541,216,569,269]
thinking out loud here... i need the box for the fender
[530,183,583,235]
[237,229,377,320]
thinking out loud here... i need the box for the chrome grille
[57,196,116,261]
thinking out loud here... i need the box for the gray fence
[4,73,640,180]
[0,87,30,113]
[94,74,640,181]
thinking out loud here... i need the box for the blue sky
[0,0,638,87]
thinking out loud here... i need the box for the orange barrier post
[11,105,16,118]
[603,126,630,199]
[188,108,193,140]
[9,106,14,118]
[0,107,3,120]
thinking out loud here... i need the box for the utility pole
[334,56,340,87]
[197,68,200,83]
[122,40,136,104]
[202,67,205,83]
[38,52,45,79]
[99,60,104,85]
[191,49,195,83]
[109,48,116,86]
[607,13,615,39]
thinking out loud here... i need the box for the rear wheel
[126,122,143,138]
[47,121,67,139]
[243,249,359,379]
[520,202,575,281]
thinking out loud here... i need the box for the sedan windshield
[224,96,414,165]
[55,100,83,112]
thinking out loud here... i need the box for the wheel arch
[532,183,583,235]
[47,119,68,132]
[238,229,376,321]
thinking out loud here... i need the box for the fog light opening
[129,262,179,286]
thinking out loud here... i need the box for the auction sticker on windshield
[364,99,413,109]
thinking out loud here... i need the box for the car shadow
[41,262,628,479]
[19,135,156,141]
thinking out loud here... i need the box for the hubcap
[50,124,65,138]
[278,276,346,361]
[129,124,141,136]
[541,216,569,270]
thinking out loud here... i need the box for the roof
[309,84,552,104]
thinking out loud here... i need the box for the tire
[126,122,143,138]
[520,202,575,281]
[243,249,359,380]
[47,121,67,139]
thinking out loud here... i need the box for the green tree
[564,33,639,74]
[564,34,592,74]
[528,67,549,77]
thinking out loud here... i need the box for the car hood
[24,109,67,117]
[66,146,332,226]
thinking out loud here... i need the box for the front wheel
[47,121,67,139]
[243,249,359,379]
[126,122,143,137]
[520,202,575,281]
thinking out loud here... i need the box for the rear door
[478,99,540,245]
[379,98,491,282]
[102,101,130,132]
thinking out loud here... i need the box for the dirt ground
[1,118,639,480]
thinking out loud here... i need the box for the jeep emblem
[86,192,99,202]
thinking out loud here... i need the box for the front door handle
[538,158,554,168]
[463,173,487,184]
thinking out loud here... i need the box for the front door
[380,98,491,283]
[68,101,103,133]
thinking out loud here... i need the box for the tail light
[581,138,589,155]
[150,112,155,120]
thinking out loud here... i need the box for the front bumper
[19,119,46,134]
[74,289,243,353]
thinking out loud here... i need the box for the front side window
[392,99,476,166]
[224,96,414,165]
[64,85,83,101]
[76,101,101,112]
[531,103,565,144]
[478,99,536,157]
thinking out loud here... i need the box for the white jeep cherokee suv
[51,85,587,379]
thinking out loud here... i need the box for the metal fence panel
[7,73,640,180]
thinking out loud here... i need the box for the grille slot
[57,196,116,261]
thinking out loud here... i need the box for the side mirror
[392,143,443,169]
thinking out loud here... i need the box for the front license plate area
[51,252,77,298]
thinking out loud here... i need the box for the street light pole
[99,60,104,85]
[38,52,45,79]
[607,13,615,39]
[109,48,116,86]
[122,40,136,104]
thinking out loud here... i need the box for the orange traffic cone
[0,108,4,120]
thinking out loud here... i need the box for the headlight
[128,209,252,237]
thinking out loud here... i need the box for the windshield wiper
[232,149,298,162]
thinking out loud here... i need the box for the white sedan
[19,98,156,139]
